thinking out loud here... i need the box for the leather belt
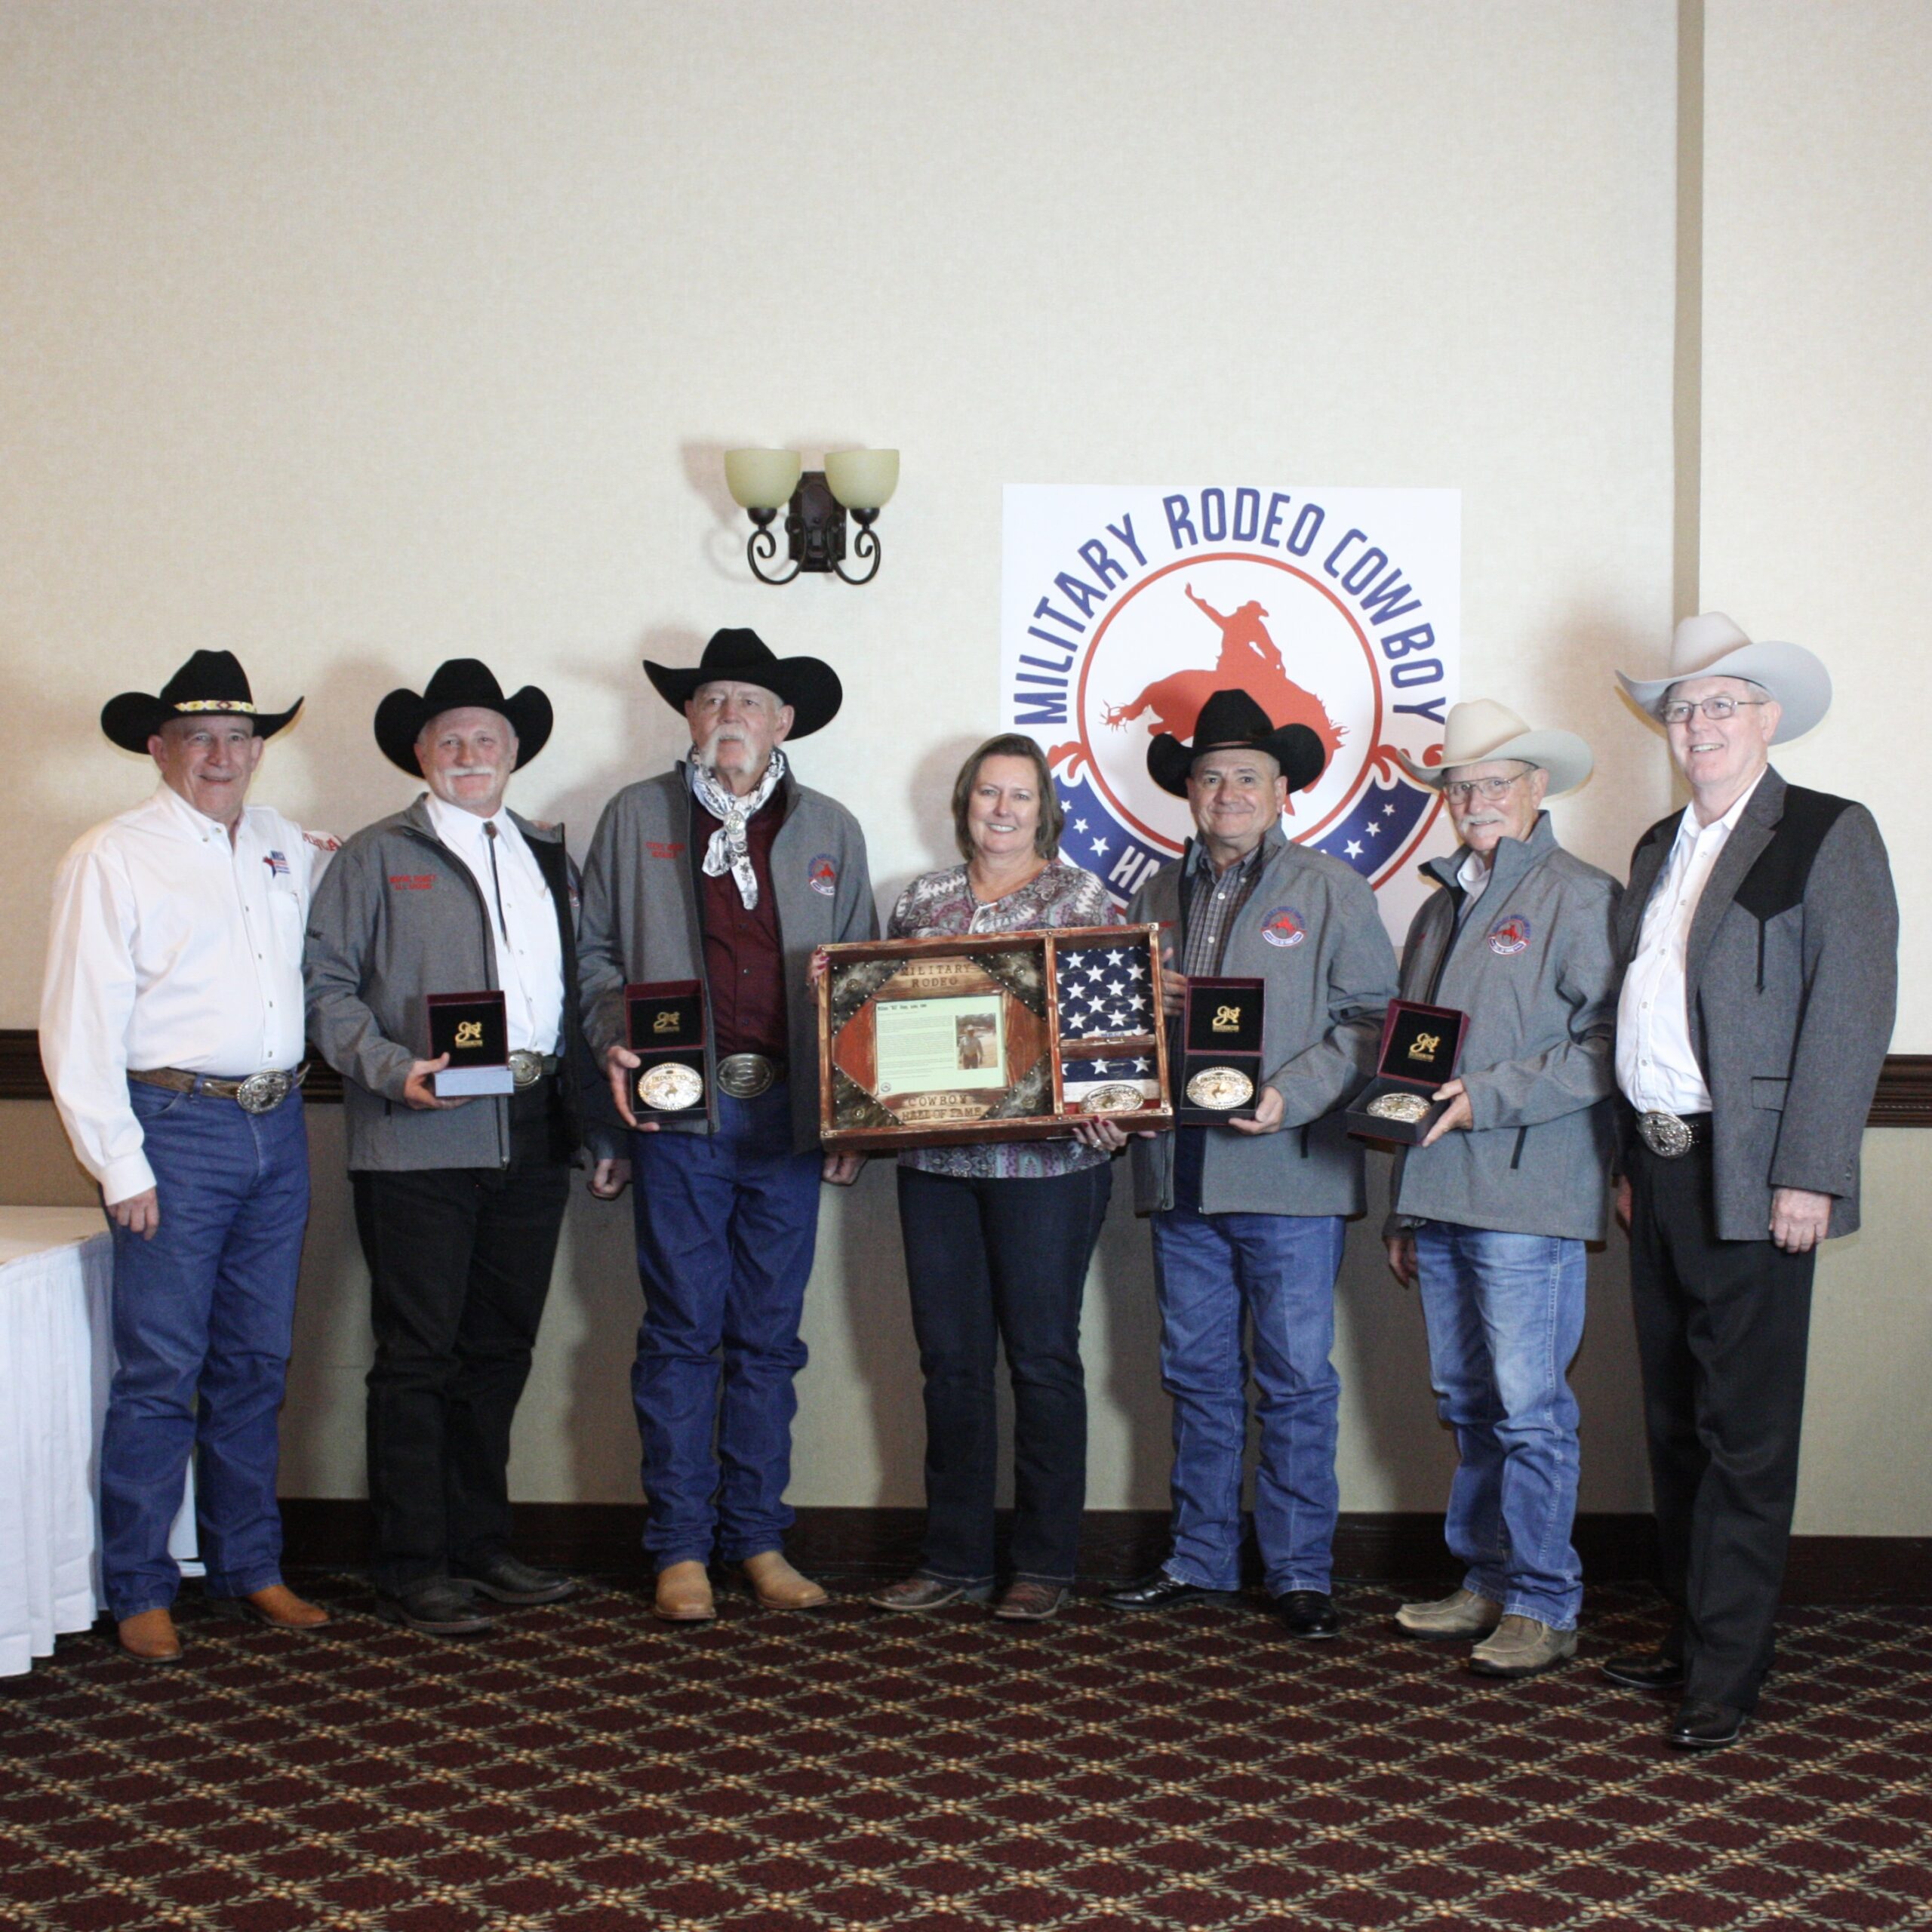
[508,1051,560,1089]
[1636,1109,1712,1158]
[130,1064,308,1115]
[715,1052,783,1100]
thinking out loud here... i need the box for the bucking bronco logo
[1487,913,1532,955]
[807,854,838,898]
[1001,485,1461,931]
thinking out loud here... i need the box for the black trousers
[352,1094,571,1592]
[1628,1137,1816,1712]
[895,1161,1112,1586]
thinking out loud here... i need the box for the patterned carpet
[3,1571,1930,1931]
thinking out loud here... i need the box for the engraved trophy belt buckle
[235,1069,296,1115]
[1637,1109,1695,1158]
[508,1049,545,1090]
[715,1052,780,1100]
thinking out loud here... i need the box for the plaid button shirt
[1183,839,1266,978]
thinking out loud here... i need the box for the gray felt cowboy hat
[1396,700,1593,799]
[1616,612,1832,743]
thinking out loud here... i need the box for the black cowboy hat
[1146,688,1328,798]
[372,659,554,775]
[100,649,303,754]
[643,626,843,740]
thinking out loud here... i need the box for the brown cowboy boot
[220,1583,331,1629]
[737,1550,829,1610]
[653,1561,717,1623]
[117,1607,183,1664]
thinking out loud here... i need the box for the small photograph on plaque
[625,980,709,1115]
[427,990,515,1097]
[1176,975,1266,1125]
[1344,998,1471,1146]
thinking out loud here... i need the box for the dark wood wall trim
[275,1501,1932,1605]
[5,1029,1927,1122]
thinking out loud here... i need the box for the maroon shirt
[694,794,788,1058]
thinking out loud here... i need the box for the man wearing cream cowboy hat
[1603,614,1896,1750]
[1380,701,1621,1679]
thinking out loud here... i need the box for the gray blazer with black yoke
[1614,767,1897,1242]
[1126,823,1398,1219]
[1386,814,1621,1242]
[575,763,877,1155]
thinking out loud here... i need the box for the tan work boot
[117,1607,184,1665]
[737,1549,829,1610]
[220,1583,331,1629]
[1395,1587,1503,1640]
[1470,1613,1578,1678]
[653,1561,716,1623]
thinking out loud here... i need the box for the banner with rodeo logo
[1001,485,1460,939]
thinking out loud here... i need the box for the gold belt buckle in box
[715,1052,779,1099]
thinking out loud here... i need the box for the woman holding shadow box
[867,734,1112,1623]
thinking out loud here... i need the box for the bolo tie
[482,821,509,939]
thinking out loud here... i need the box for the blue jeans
[103,1079,309,1618]
[1149,1131,1345,1595]
[629,1086,823,1567]
[1413,1220,1587,1628]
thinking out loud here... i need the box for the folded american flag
[1054,941,1154,1041]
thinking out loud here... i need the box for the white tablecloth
[0,1207,198,1677]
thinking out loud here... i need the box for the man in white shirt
[306,660,623,1637]
[42,651,335,1663]
[1605,614,1897,1751]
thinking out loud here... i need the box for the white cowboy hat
[1396,699,1592,799]
[1615,612,1831,743]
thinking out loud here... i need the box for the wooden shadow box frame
[817,924,1174,1153]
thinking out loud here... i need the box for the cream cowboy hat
[1615,612,1831,743]
[1395,700,1592,799]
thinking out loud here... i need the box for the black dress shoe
[1668,1698,1748,1751]
[1601,1647,1686,1692]
[375,1580,495,1636]
[450,1553,578,1606]
[1272,1590,1342,1639]
[1102,1571,1238,1612]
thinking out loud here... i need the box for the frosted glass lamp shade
[823,448,900,512]
[724,448,803,512]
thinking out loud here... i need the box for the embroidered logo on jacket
[645,840,685,860]
[388,874,435,891]
[1260,904,1306,948]
[263,851,290,877]
[1487,913,1531,955]
[808,854,838,897]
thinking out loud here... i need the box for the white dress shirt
[1616,772,1766,1115]
[423,795,563,1057]
[1456,848,1492,907]
[41,785,331,1205]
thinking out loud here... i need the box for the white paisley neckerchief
[688,748,787,909]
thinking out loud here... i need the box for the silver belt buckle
[235,1071,293,1115]
[715,1052,777,1100]
[508,1049,544,1090]
[1638,1109,1694,1158]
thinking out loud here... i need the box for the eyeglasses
[1657,694,1768,724]
[1441,773,1529,804]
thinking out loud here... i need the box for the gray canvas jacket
[1126,824,1398,1217]
[1386,814,1620,1241]
[576,763,877,1154]
[304,795,620,1173]
[1614,767,1897,1241]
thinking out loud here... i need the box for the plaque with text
[817,925,1173,1152]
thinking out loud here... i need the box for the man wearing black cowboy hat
[43,651,336,1663]
[306,660,621,1636]
[1081,690,1395,1636]
[578,627,876,1623]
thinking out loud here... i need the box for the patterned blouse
[887,860,1114,1182]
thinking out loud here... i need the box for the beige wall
[0,2,1920,1529]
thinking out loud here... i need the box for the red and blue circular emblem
[807,854,838,897]
[1260,904,1307,949]
[1487,913,1532,955]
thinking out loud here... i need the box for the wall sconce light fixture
[724,448,900,585]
